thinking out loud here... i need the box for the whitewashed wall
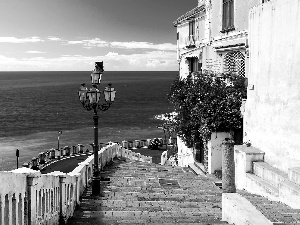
[245,0,300,172]
[208,132,230,174]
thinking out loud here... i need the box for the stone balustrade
[0,143,152,225]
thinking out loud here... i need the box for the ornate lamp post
[78,62,116,196]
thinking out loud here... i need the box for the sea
[0,71,177,171]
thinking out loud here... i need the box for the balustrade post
[73,173,80,205]
[27,174,40,225]
[59,175,66,225]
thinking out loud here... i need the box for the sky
[0,0,197,71]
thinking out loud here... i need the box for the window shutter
[222,0,234,31]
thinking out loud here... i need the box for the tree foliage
[167,70,246,147]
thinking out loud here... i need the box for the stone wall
[177,132,229,174]
[245,0,300,173]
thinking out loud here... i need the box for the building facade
[173,0,260,171]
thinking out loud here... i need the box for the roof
[173,5,206,27]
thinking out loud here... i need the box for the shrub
[167,70,246,147]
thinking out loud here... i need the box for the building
[174,0,300,209]
[173,0,260,172]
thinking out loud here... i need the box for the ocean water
[0,71,176,171]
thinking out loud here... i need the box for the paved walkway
[41,154,91,174]
[67,158,233,225]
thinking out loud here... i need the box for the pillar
[222,138,236,193]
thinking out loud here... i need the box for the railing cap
[12,167,41,175]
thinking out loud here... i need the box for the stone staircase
[245,160,300,209]
[67,158,233,225]
[238,190,300,224]
[234,145,300,210]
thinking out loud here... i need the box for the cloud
[67,38,108,48]
[0,37,43,43]
[26,51,45,54]
[47,36,62,41]
[0,50,178,71]
[110,42,176,51]
[102,50,177,70]
[105,52,119,56]
[66,38,176,51]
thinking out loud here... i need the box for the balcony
[185,35,197,48]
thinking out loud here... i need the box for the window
[186,20,196,48]
[224,51,245,77]
[189,20,195,36]
[222,0,234,32]
[188,58,198,73]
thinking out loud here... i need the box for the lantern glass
[104,85,116,102]
[91,72,102,85]
[78,85,88,102]
[87,86,100,104]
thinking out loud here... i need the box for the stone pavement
[67,158,233,225]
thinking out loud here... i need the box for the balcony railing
[185,34,205,48]
[185,35,196,48]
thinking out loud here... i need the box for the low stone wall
[0,143,152,225]
[24,144,94,170]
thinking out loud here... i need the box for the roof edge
[173,5,206,27]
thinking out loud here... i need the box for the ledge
[222,193,273,225]
[235,145,265,155]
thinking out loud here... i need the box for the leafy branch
[167,71,246,147]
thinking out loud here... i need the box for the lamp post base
[91,176,101,196]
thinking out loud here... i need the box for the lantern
[78,83,88,102]
[104,84,116,102]
[91,62,104,85]
[91,71,102,85]
[87,85,100,104]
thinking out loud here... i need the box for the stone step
[67,216,233,225]
[279,179,300,209]
[79,199,222,209]
[288,167,300,186]
[188,163,205,175]
[238,190,300,223]
[82,190,222,202]
[223,193,276,225]
[70,210,222,219]
[99,179,219,190]
[253,161,288,188]
[97,186,223,194]
[245,173,279,200]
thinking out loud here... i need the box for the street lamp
[58,130,62,151]
[78,62,116,196]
